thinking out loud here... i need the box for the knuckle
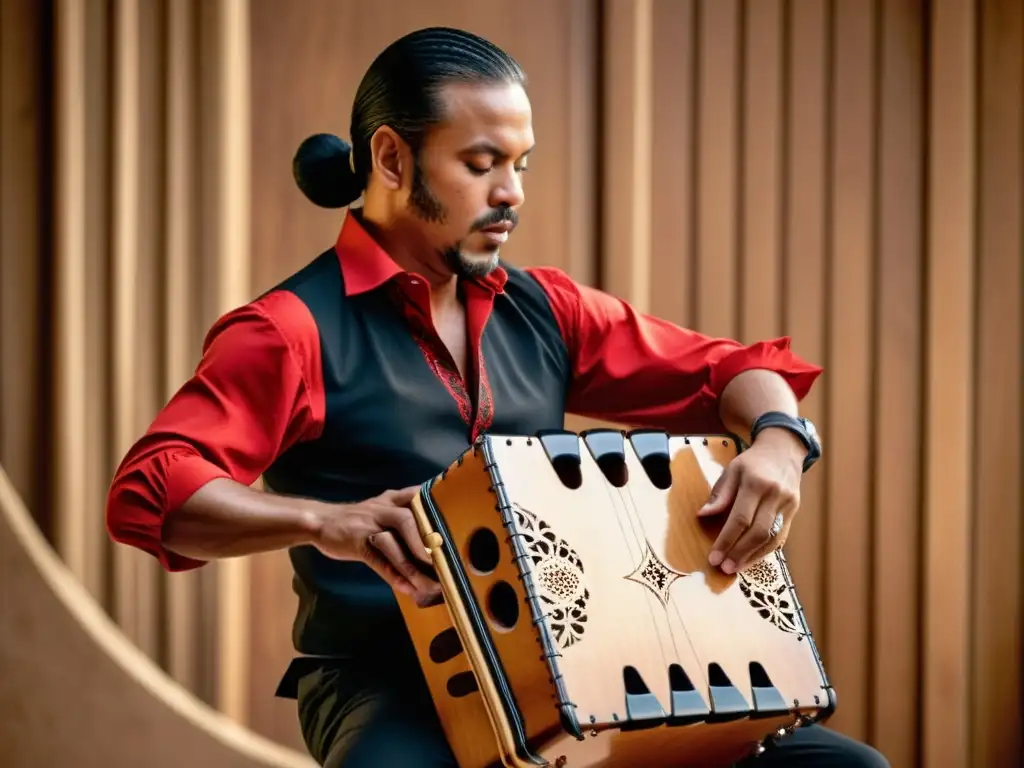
[753,517,774,539]
[733,507,755,526]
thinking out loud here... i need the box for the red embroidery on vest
[475,361,494,437]
[410,333,473,424]
[391,283,483,429]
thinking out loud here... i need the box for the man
[106,26,887,768]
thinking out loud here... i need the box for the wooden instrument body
[395,430,835,768]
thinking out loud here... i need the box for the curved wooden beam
[0,464,315,768]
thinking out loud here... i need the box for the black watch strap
[749,411,820,473]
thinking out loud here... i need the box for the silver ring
[769,513,784,537]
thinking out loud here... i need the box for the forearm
[718,369,800,447]
[162,477,325,561]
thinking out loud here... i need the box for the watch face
[800,418,821,452]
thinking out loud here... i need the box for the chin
[458,250,501,277]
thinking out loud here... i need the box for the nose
[490,167,525,210]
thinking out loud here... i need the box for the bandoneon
[395,430,836,768]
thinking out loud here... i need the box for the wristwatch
[749,411,822,473]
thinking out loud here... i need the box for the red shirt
[106,214,822,571]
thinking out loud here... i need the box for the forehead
[432,81,534,152]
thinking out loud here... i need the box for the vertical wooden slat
[922,1,976,765]
[824,0,877,742]
[82,0,113,606]
[0,0,42,515]
[216,0,252,724]
[781,0,830,649]
[650,0,696,328]
[164,0,201,692]
[601,0,653,310]
[740,0,783,343]
[695,0,740,339]
[52,0,89,583]
[111,0,152,652]
[564,0,598,288]
[971,0,1023,764]
[871,0,924,764]
[195,0,223,706]
[135,0,166,662]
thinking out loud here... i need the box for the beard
[408,157,516,280]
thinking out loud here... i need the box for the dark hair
[293,27,525,209]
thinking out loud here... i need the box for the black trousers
[296,661,889,768]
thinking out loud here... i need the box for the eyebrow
[460,141,535,160]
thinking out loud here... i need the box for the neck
[356,200,459,305]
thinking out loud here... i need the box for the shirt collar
[334,211,508,296]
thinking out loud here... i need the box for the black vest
[262,250,570,658]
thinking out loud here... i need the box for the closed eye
[465,162,530,175]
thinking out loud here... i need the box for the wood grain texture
[971,0,1023,764]
[823,0,876,741]
[871,1,924,764]
[923,2,976,765]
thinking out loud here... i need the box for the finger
[756,497,798,558]
[721,493,781,573]
[370,531,442,601]
[699,466,741,517]
[360,542,417,597]
[709,484,759,569]
[377,505,431,565]
[384,485,421,507]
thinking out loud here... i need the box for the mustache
[471,206,518,232]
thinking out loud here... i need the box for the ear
[368,126,411,191]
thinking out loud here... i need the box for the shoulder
[201,259,332,378]
[269,248,345,304]
[506,265,584,319]
[511,264,581,299]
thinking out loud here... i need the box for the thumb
[698,467,739,517]
[387,485,421,507]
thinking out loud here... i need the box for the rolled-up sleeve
[527,267,823,433]
[105,290,325,571]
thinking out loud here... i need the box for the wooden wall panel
[740,0,784,343]
[695,0,741,340]
[780,0,830,652]
[649,0,695,328]
[602,0,653,309]
[2,0,257,724]
[923,2,976,765]
[872,1,924,764]
[0,0,44,523]
[602,0,1023,765]
[971,0,1023,765]
[824,0,876,741]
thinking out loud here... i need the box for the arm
[526,267,822,433]
[106,290,440,603]
[527,267,822,574]
[105,291,326,570]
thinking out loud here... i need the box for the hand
[312,486,443,607]
[697,430,805,575]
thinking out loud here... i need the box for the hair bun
[292,133,364,209]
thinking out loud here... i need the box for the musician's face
[406,82,535,280]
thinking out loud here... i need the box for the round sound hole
[487,580,520,631]
[467,528,500,574]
